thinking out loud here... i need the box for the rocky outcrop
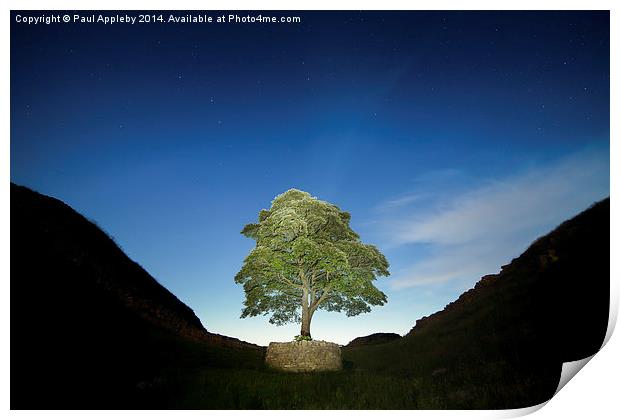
[265,340,342,372]
[408,274,500,335]
[346,332,401,347]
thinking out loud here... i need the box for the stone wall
[265,340,342,372]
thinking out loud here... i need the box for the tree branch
[310,271,332,313]
[278,274,304,290]
[310,271,317,292]
[299,262,309,289]
[310,284,332,313]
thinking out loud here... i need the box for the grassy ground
[145,367,419,409]
[125,335,558,410]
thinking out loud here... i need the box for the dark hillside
[10,183,262,408]
[346,333,401,347]
[343,198,610,408]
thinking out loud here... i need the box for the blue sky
[11,11,609,345]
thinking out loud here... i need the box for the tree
[234,189,389,338]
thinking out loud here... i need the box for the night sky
[11,11,609,345]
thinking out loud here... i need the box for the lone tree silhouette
[235,189,389,338]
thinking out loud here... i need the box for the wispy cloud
[380,148,609,290]
[379,193,424,210]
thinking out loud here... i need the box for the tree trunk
[300,313,311,338]
[300,289,312,338]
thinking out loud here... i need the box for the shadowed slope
[343,198,609,409]
[346,333,401,347]
[10,183,262,408]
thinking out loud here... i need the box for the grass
[119,333,559,410]
[144,368,419,409]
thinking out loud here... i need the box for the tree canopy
[234,189,389,338]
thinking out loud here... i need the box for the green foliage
[294,335,313,342]
[234,189,390,332]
